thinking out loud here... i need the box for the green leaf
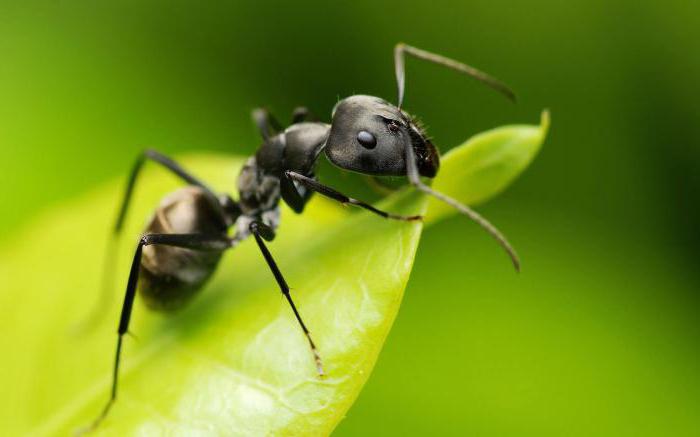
[0,112,547,436]
[427,110,550,224]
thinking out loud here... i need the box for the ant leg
[279,173,313,214]
[365,175,400,195]
[284,171,422,221]
[252,108,283,140]
[75,150,221,332]
[249,221,325,377]
[114,149,220,233]
[79,233,230,434]
[291,106,317,124]
[393,43,516,108]
[403,141,521,272]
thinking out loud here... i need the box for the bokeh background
[1,1,699,436]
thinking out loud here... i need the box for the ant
[84,43,519,431]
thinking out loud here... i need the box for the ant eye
[357,130,377,149]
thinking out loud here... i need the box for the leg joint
[249,221,275,241]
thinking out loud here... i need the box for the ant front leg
[249,221,324,376]
[79,233,230,434]
[284,171,422,221]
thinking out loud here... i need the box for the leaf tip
[540,109,551,135]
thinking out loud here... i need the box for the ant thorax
[232,156,282,244]
[237,156,282,214]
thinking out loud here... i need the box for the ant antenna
[394,43,516,109]
[392,43,519,270]
[404,128,521,272]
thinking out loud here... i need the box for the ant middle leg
[284,171,422,221]
[80,233,230,434]
[249,221,325,376]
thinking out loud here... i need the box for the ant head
[324,95,439,178]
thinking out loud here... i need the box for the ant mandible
[85,43,518,431]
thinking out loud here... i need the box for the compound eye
[357,130,377,149]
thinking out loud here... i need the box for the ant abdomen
[139,186,228,311]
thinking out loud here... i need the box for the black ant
[84,43,518,431]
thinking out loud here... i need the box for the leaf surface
[0,112,548,436]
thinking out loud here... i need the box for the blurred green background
[1,0,699,436]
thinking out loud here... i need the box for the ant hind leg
[77,232,230,434]
[73,150,220,334]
